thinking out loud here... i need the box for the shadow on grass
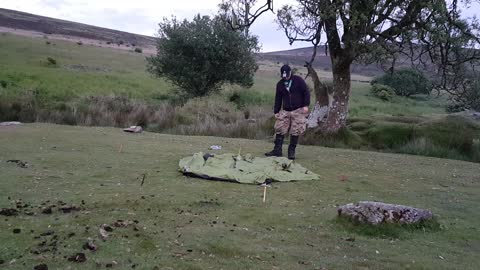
[332,216,441,239]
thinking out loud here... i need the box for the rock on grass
[337,201,433,225]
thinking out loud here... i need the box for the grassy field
[0,33,166,101]
[1,124,479,269]
[1,25,480,270]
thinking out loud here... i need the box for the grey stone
[0,121,22,126]
[123,126,143,133]
[337,201,433,225]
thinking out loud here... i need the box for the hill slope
[0,8,156,52]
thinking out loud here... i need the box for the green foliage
[416,116,478,155]
[372,69,433,97]
[46,57,57,66]
[134,47,143,53]
[446,79,480,112]
[147,14,259,98]
[370,83,395,101]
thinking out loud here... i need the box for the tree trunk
[305,64,331,129]
[324,60,351,133]
[305,60,351,133]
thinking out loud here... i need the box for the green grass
[0,33,168,102]
[1,124,479,269]
[348,83,447,117]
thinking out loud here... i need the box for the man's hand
[274,113,280,119]
[302,106,309,113]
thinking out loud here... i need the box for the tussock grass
[303,115,480,163]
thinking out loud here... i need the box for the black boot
[288,136,299,160]
[265,134,284,157]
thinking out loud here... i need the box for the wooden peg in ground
[260,180,273,203]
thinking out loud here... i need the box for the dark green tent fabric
[179,152,320,184]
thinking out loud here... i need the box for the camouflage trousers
[274,108,308,136]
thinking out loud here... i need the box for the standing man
[265,64,310,160]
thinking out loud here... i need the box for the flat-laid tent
[179,152,320,184]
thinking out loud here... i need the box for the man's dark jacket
[274,75,310,114]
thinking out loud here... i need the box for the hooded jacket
[273,75,310,114]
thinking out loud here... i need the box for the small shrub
[370,84,395,101]
[77,41,83,45]
[446,101,466,113]
[147,15,259,98]
[372,69,433,97]
[45,41,51,45]
[447,79,480,112]
[106,41,112,45]
[0,80,7,88]
[134,48,143,53]
[46,57,57,66]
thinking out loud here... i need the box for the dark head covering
[280,64,291,79]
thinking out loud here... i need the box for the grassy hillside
[0,32,447,115]
[0,8,156,47]
[0,33,165,101]
[1,124,479,269]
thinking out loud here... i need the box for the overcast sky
[1,0,302,52]
[1,0,479,52]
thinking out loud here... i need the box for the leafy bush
[134,48,143,53]
[147,14,259,98]
[46,57,57,66]
[446,79,480,112]
[372,69,433,97]
[77,41,83,45]
[0,80,7,88]
[370,84,395,101]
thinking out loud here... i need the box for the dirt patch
[0,208,18,216]
[6,159,29,168]
[34,264,48,270]
[67,253,86,263]
[59,205,81,213]
[82,239,97,251]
